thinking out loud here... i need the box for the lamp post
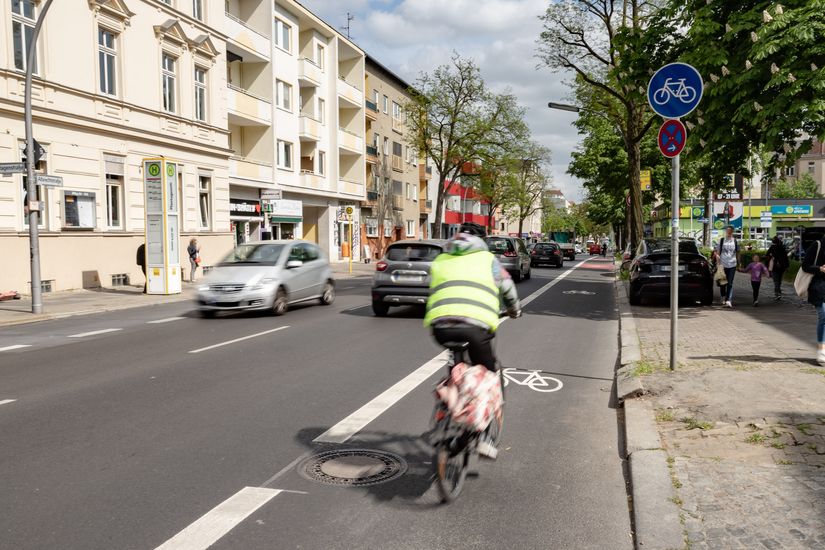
[24,0,55,314]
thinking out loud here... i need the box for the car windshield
[534,244,556,252]
[645,240,700,254]
[386,244,442,262]
[485,238,514,253]
[219,244,285,266]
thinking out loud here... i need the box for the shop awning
[270,216,302,223]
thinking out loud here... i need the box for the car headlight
[248,278,277,291]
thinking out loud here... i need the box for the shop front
[268,199,303,241]
[230,197,263,246]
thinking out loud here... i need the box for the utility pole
[24,0,55,314]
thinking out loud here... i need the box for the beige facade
[779,139,825,195]
[362,56,424,261]
[0,0,231,293]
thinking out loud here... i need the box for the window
[193,0,203,20]
[98,28,117,95]
[161,53,176,113]
[11,0,36,73]
[406,220,415,237]
[383,137,389,156]
[198,174,211,228]
[63,191,96,229]
[276,80,292,111]
[383,219,392,237]
[383,95,388,113]
[317,151,326,176]
[274,18,291,52]
[785,166,796,177]
[317,98,325,123]
[373,89,379,103]
[104,154,125,228]
[365,217,378,237]
[406,182,412,200]
[194,67,207,121]
[277,140,293,169]
[373,132,379,149]
[808,161,816,175]
[316,43,324,69]
[392,101,401,119]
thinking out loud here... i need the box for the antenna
[340,12,354,40]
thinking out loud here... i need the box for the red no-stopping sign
[658,119,687,158]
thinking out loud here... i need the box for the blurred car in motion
[371,240,447,316]
[196,240,334,317]
[628,239,713,306]
[530,242,564,268]
[484,236,532,282]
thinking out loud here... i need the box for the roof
[366,54,416,95]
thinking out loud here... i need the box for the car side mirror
[286,260,303,269]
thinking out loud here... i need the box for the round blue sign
[647,63,703,119]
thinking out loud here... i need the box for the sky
[299,0,584,202]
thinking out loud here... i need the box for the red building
[441,179,494,235]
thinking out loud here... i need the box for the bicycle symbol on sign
[501,368,563,393]
[652,78,698,106]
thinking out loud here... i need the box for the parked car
[196,240,335,317]
[530,242,564,268]
[628,239,713,306]
[371,239,447,317]
[589,242,602,255]
[484,236,532,282]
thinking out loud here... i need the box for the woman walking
[801,235,825,365]
[187,238,201,283]
[718,226,740,307]
[766,236,789,300]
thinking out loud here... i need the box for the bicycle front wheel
[435,443,470,503]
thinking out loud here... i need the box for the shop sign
[271,199,302,217]
[771,205,812,217]
[230,198,261,216]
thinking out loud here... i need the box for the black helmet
[459,222,487,238]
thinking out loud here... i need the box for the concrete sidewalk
[0,261,373,327]
[624,273,825,549]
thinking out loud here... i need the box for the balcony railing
[366,145,378,156]
[392,195,404,211]
[366,191,379,201]
[225,11,269,40]
[365,99,378,112]
[391,155,403,172]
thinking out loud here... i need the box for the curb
[615,267,685,550]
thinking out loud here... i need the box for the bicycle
[430,341,505,503]
[652,78,697,105]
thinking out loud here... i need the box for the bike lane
[202,258,631,550]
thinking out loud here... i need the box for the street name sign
[0,162,26,175]
[658,119,687,158]
[34,174,63,187]
[648,62,704,119]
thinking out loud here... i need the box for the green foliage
[771,174,823,199]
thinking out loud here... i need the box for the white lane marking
[342,304,370,312]
[67,328,123,338]
[147,317,185,324]
[314,259,593,444]
[154,487,281,550]
[0,399,17,406]
[188,326,289,354]
[0,345,31,352]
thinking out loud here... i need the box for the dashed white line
[0,345,31,352]
[188,326,289,354]
[153,487,281,550]
[342,304,370,312]
[147,317,186,324]
[67,328,123,338]
[0,399,17,406]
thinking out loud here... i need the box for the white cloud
[299,0,584,201]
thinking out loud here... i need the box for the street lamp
[547,102,581,113]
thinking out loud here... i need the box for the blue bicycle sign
[647,63,703,119]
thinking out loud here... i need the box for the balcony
[227,84,271,126]
[300,170,329,191]
[420,199,432,214]
[365,99,378,121]
[229,156,274,183]
[338,128,364,155]
[225,12,270,62]
[365,189,379,205]
[298,58,323,87]
[419,164,433,181]
[391,155,403,172]
[299,115,321,141]
[337,77,363,108]
[392,194,404,211]
[340,178,365,197]
[366,145,378,164]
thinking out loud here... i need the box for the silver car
[484,236,531,282]
[371,239,446,316]
[196,240,334,317]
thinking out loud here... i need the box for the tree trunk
[626,134,643,253]
[517,215,524,236]
[703,187,711,247]
[433,173,447,239]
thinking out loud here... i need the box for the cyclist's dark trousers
[432,325,496,372]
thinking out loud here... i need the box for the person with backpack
[801,236,825,365]
[766,235,789,300]
[718,226,740,308]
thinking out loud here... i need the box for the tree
[505,143,552,235]
[405,55,526,238]
[538,0,678,252]
[771,174,823,199]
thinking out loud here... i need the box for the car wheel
[559,260,564,268]
[320,280,335,305]
[200,309,215,319]
[372,300,389,317]
[512,268,522,283]
[524,266,531,280]
[629,287,642,306]
[272,287,288,316]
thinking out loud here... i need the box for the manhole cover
[299,449,408,487]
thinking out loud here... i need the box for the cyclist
[424,222,521,457]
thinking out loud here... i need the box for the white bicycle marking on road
[501,369,564,393]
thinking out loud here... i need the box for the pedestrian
[740,254,770,307]
[718,226,740,308]
[766,236,789,300]
[800,235,825,365]
[187,238,201,283]
[136,242,146,293]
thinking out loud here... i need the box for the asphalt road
[0,256,630,550]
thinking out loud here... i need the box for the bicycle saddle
[442,341,470,352]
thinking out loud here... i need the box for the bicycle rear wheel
[487,368,506,446]
[435,440,470,503]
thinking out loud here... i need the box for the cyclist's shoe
[477,434,498,460]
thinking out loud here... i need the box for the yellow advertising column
[143,158,181,295]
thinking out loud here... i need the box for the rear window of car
[645,240,700,254]
[534,243,557,252]
[485,238,514,253]
[386,244,442,262]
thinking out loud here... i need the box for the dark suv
[530,242,564,268]
[371,240,447,316]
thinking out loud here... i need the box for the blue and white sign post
[647,62,703,371]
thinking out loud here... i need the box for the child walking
[741,254,770,306]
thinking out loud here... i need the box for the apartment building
[777,139,825,195]
[0,0,232,293]
[440,178,495,238]
[225,0,365,260]
[361,56,424,261]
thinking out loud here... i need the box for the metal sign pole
[670,154,680,371]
